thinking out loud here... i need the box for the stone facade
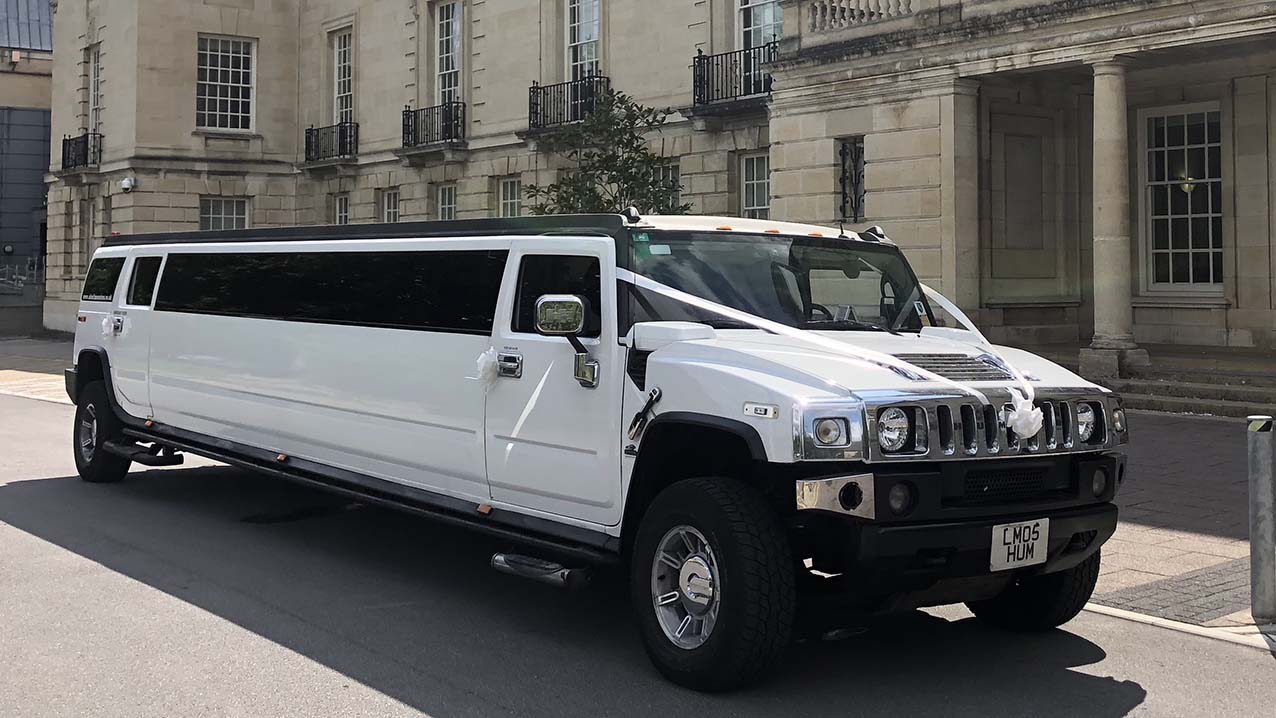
[42,0,1276,361]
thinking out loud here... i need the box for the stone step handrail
[807,0,916,32]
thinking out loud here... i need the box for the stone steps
[1104,378,1276,406]
[1116,393,1276,418]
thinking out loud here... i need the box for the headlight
[1113,408,1127,434]
[1076,403,1097,442]
[877,407,910,452]
[814,418,848,447]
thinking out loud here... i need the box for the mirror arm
[564,335,599,389]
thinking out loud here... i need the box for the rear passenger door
[484,239,624,527]
[109,252,164,417]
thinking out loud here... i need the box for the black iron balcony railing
[403,102,466,147]
[693,42,779,107]
[305,121,359,163]
[62,132,103,171]
[529,75,610,130]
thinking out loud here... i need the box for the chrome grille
[962,467,1050,504]
[893,353,1013,382]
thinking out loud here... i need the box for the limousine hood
[643,328,1102,400]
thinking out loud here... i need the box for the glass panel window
[126,257,163,306]
[332,28,354,124]
[437,183,458,220]
[656,162,682,210]
[199,197,249,231]
[567,0,600,80]
[436,2,461,105]
[740,153,770,220]
[740,0,782,49]
[334,193,350,225]
[88,45,103,132]
[513,255,602,337]
[1144,106,1224,287]
[81,257,126,302]
[382,188,400,223]
[196,36,254,130]
[499,177,522,218]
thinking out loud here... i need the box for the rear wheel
[630,477,795,691]
[966,550,1101,631]
[73,381,130,484]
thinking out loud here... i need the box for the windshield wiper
[702,318,758,330]
[801,319,901,336]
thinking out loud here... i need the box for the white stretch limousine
[68,213,1128,690]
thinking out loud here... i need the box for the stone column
[1080,59,1149,377]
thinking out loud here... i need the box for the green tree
[526,88,691,215]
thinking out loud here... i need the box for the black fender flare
[639,411,768,462]
[71,347,144,427]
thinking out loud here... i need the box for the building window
[657,161,681,210]
[437,184,458,220]
[1143,106,1223,287]
[740,0,782,48]
[499,178,522,218]
[436,2,461,104]
[332,28,354,124]
[740,153,770,219]
[567,0,600,80]
[196,36,254,130]
[334,193,351,225]
[382,188,400,223]
[87,44,103,133]
[199,197,249,231]
[839,137,866,223]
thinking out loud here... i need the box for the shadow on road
[0,467,1147,717]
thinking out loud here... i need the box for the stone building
[0,0,53,335]
[41,0,1276,372]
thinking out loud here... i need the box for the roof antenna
[837,218,849,239]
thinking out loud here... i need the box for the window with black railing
[693,41,779,107]
[305,121,359,163]
[529,76,610,130]
[403,102,466,148]
[62,132,103,171]
[839,136,866,223]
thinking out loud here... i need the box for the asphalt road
[2,393,1274,717]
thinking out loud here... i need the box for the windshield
[625,230,932,333]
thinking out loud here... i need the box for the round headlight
[1112,408,1127,434]
[877,407,910,452]
[814,418,846,446]
[1076,403,1097,442]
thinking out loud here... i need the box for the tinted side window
[155,250,508,334]
[513,255,602,338]
[82,257,126,301]
[126,257,164,306]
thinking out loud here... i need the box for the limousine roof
[101,214,881,248]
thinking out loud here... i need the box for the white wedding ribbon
[616,268,992,407]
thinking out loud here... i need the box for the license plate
[990,518,1049,572]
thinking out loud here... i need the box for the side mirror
[535,295,586,336]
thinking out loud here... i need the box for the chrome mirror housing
[535,295,586,336]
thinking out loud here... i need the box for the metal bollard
[1249,415,1276,624]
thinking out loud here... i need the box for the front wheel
[966,550,1101,631]
[630,477,796,691]
[73,380,131,483]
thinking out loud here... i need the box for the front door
[484,239,624,527]
[108,251,164,418]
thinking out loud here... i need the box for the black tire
[73,380,131,484]
[630,477,795,691]
[966,550,1101,631]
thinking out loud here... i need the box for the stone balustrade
[807,0,918,32]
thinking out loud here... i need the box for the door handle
[111,316,124,335]
[497,353,523,379]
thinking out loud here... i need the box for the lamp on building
[1179,176,1197,195]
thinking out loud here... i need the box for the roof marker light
[808,232,824,237]
[765,229,781,234]
[716,226,733,231]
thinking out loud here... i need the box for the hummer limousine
[67,212,1127,691]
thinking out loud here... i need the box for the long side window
[82,257,126,301]
[126,257,164,306]
[512,255,602,337]
[154,250,508,334]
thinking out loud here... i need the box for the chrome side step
[103,440,184,466]
[491,553,590,590]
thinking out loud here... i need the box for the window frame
[498,177,522,218]
[437,183,458,220]
[334,193,351,225]
[87,44,103,133]
[511,254,603,338]
[199,197,250,231]
[740,152,770,220]
[331,27,354,124]
[435,1,462,105]
[566,0,601,81]
[382,188,401,223]
[81,256,126,302]
[195,34,257,132]
[124,256,165,308]
[1136,101,1227,296]
[839,136,866,223]
[738,0,782,50]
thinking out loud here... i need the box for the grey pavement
[3,393,1276,717]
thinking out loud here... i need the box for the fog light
[887,483,914,516]
[1091,468,1109,497]
[1113,408,1127,434]
[838,482,864,511]
[814,418,847,446]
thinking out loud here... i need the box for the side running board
[103,441,185,466]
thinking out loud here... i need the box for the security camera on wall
[121,177,136,193]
